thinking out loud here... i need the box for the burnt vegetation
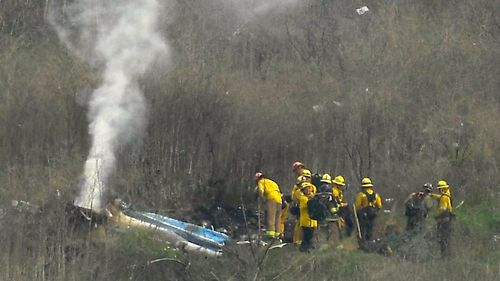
[1,0,500,280]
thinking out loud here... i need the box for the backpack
[289,203,300,216]
[283,220,295,243]
[307,193,332,222]
[405,192,425,217]
[318,183,331,193]
[311,173,322,191]
[362,190,378,219]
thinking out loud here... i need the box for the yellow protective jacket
[279,200,288,234]
[292,181,317,203]
[332,186,348,207]
[355,188,382,211]
[298,193,317,228]
[256,178,282,204]
[431,193,442,200]
[292,175,305,203]
[292,184,301,203]
[435,190,452,218]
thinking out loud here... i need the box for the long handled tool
[352,204,362,240]
[454,200,465,210]
[257,196,262,239]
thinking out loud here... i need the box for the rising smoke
[49,0,168,210]
[48,0,300,211]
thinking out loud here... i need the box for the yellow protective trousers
[266,201,282,236]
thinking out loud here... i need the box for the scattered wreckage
[7,197,231,257]
[73,199,231,257]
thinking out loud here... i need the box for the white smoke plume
[49,0,168,210]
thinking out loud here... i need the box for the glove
[254,189,261,199]
[337,217,345,229]
[281,201,288,209]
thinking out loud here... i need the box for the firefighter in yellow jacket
[279,195,292,238]
[298,182,317,252]
[355,177,382,242]
[434,180,454,257]
[331,175,354,237]
[292,169,316,198]
[291,171,312,244]
[255,172,282,238]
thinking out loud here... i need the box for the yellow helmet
[297,175,310,184]
[437,180,449,189]
[300,182,314,190]
[321,174,332,184]
[301,169,312,178]
[332,175,345,186]
[361,177,373,188]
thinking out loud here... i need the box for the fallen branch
[210,271,221,281]
[147,258,186,267]
[147,257,192,279]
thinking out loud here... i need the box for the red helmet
[255,172,264,180]
[292,161,305,171]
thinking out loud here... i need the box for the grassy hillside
[2,200,498,281]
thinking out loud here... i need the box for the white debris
[232,28,241,36]
[332,100,343,107]
[356,6,369,15]
[493,234,500,242]
[269,243,288,250]
[11,200,40,214]
[312,104,325,112]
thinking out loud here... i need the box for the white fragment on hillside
[312,104,325,112]
[356,6,370,15]
[332,100,342,107]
